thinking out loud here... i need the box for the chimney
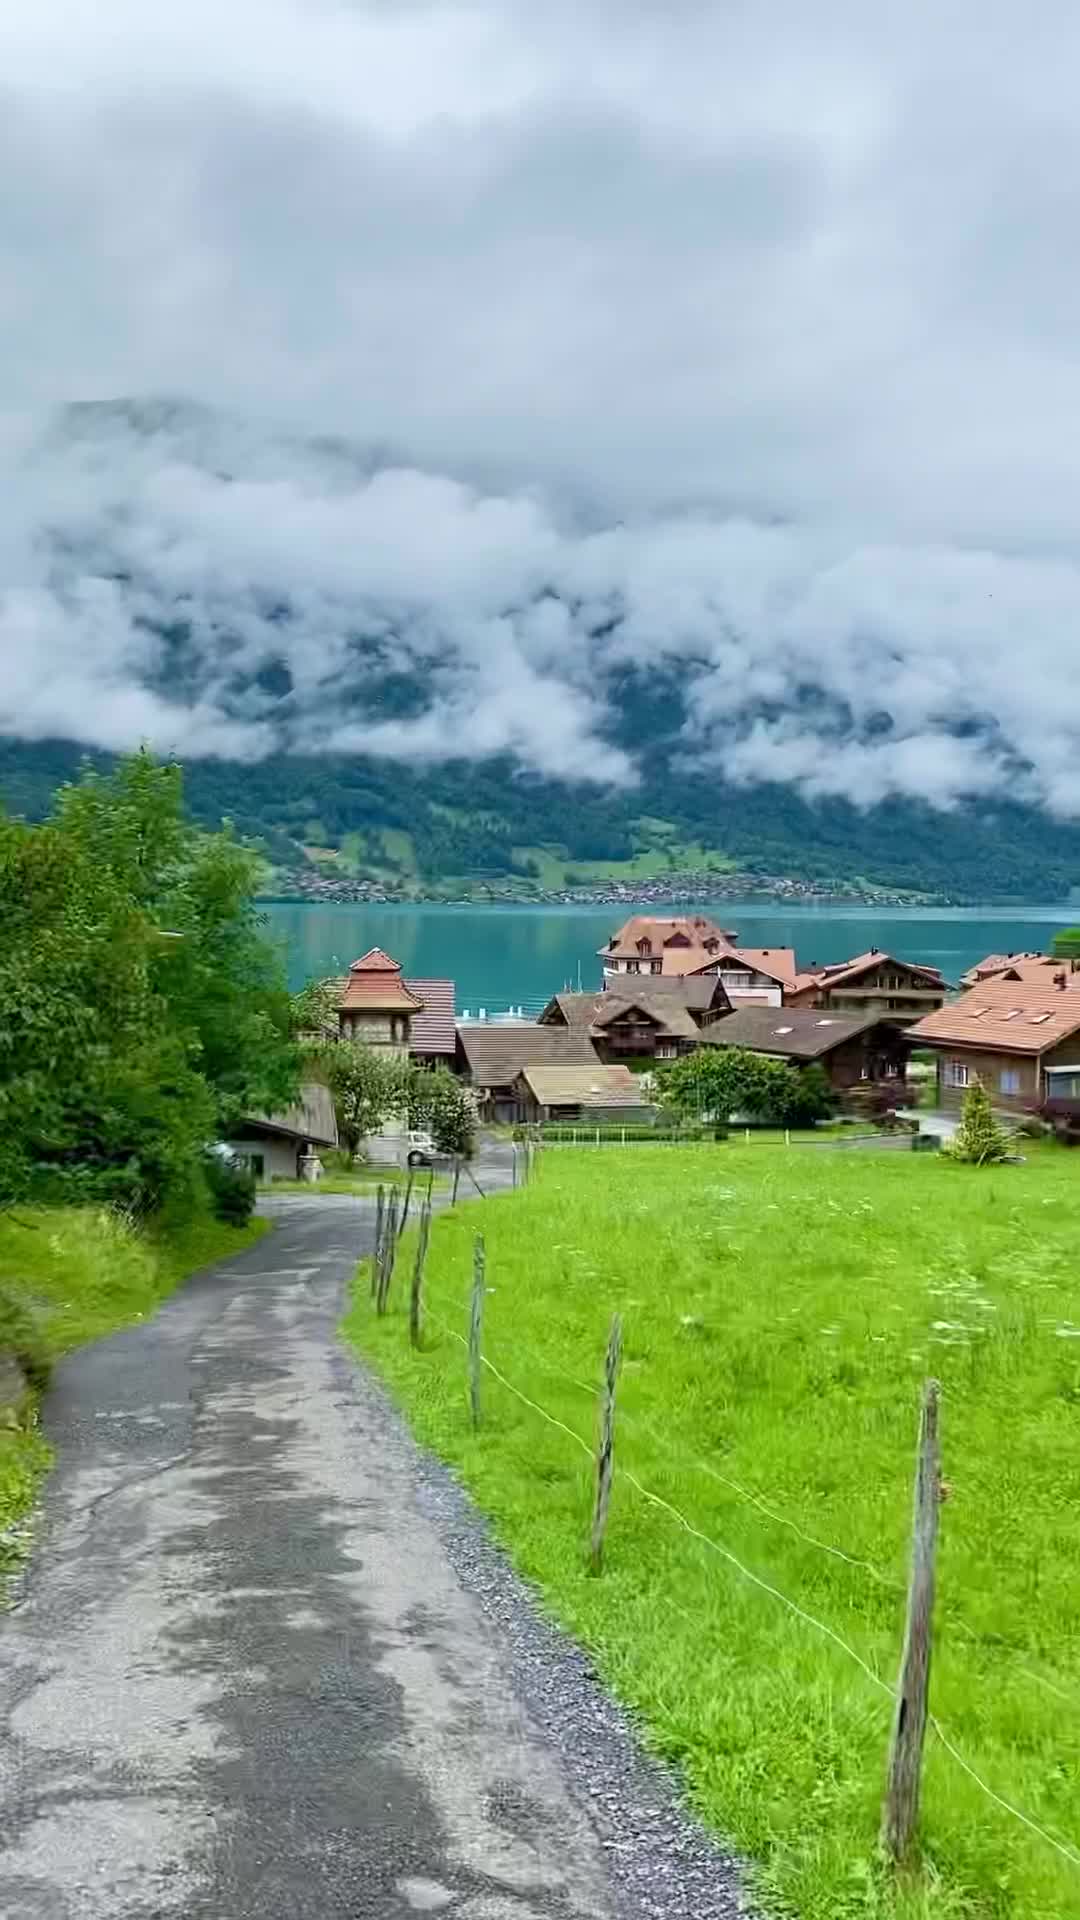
[1055,972,1067,991]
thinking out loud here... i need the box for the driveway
[0,1160,743,1918]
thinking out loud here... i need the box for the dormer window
[637,937,652,955]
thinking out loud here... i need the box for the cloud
[0,3,1078,808]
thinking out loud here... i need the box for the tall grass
[346,1146,1080,1919]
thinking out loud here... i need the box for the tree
[408,1066,476,1157]
[319,1043,409,1162]
[660,1047,832,1128]
[945,1081,1013,1165]
[0,751,300,1212]
[1051,927,1080,960]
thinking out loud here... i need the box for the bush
[944,1082,1013,1165]
[0,1281,50,1393]
[202,1153,257,1225]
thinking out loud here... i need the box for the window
[945,1060,970,1088]
[1000,1068,1021,1096]
[656,1042,677,1059]
[627,960,640,974]
[637,937,652,954]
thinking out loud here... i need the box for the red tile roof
[338,949,423,1013]
[910,974,1080,1054]
[793,950,946,992]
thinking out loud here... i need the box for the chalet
[455,1024,601,1124]
[319,952,456,1067]
[513,1064,653,1127]
[909,971,1080,1113]
[598,915,795,1006]
[226,1083,338,1182]
[958,952,1077,990]
[786,950,947,1026]
[537,977,730,1062]
[700,1008,910,1093]
[337,948,423,1056]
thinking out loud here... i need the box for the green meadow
[347,1145,1080,1920]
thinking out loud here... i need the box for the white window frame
[945,1059,970,1089]
[999,1067,1021,1096]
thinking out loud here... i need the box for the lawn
[1,1206,267,1581]
[346,1145,1080,1920]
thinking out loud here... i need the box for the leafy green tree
[319,1043,409,1162]
[0,752,299,1212]
[945,1081,1013,1164]
[1051,927,1080,960]
[408,1066,476,1157]
[661,1047,826,1127]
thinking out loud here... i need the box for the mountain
[2,733,1078,904]
[2,398,1079,904]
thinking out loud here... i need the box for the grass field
[1,1206,267,1580]
[346,1146,1080,1919]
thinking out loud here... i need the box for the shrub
[202,1153,257,1225]
[944,1081,1013,1165]
[0,1282,50,1393]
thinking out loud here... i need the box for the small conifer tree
[946,1079,1012,1164]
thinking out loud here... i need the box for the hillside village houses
[786,950,947,1024]
[598,915,795,1005]
[293,923,969,1154]
[910,963,1080,1114]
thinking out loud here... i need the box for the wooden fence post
[377,1190,400,1315]
[452,1157,462,1206]
[469,1234,486,1428]
[372,1184,386,1297]
[398,1165,415,1239]
[589,1313,623,1574]
[410,1202,431,1349]
[882,1378,942,1863]
[512,1146,518,1188]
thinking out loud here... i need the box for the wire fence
[367,1186,1080,1882]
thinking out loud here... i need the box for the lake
[262,900,1076,1010]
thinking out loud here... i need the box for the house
[318,952,456,1068]
[336,948,423,1056]
[406,977,458,1069]
[786,950,947,1026]
[455,1023,602,1124]
[513,1064,654,1126]
[597,915,795,1006]
[909,971,1080,1112]
[958,952,1076,990]
[536,978,729,1062]
[226,1083,338,1182]
[699,1008,911,1092]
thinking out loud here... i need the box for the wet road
[0,1174,629,1918]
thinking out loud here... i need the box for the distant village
[266,866,933,910]
[231,914,1080,1171]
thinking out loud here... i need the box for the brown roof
[794,949,947,992]
[339,949,423,1013]
[457,1023,600,1086]
[541,988,703,1042]
[242,1082,338,1147]
[519,1064,649,1110]
[598,914,737,960]
[702,1007,901,1061]
[591,995,700,1041]
[958,952,1061,989]
[405,978,456,1055]
[736,947,796,985]
[909,975,1080,1055]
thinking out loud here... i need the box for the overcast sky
[2,2,1079,810]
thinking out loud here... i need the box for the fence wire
[418,1298,1080,1875]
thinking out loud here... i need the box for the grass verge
[1,1205,267,1582]
[345,1145,1080,1920]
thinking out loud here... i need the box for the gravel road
[0,1169,747,1918]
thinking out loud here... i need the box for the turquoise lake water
[263,901,1077,1011]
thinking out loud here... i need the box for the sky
[2,1,1079,811]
